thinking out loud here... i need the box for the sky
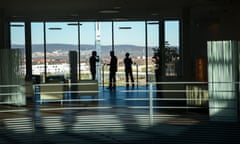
[11,21,179,47]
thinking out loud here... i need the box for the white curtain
[208,40,239,121]
[0,49,25,106]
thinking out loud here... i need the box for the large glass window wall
[10,20,181,85]
[31,22,79,83]
[46,22,78,81]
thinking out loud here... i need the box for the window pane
[99,22,112,86]
[31,22,44,83]
[147,21,159,82]
[164,20,180,77]
[10,22,26,77]
[45,22,78,81]
[80,22,95,80]
[114,21,146,86]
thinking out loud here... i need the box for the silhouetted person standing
[124,52,134,88]
[89,51,99,80]
[108,51,118,90]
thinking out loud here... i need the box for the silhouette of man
[124,52,134,88]
[89,51,99,80]
[108,51,118,90]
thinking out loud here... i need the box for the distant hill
[13,44,156,58]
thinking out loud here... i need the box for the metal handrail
[1,81,239,124]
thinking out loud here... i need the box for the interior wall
[0,9,4,49]
[188,3,240,82]
[218,6,240,40]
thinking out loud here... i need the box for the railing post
[33,84,40,104]
[149,82,153,126]
[102,64,105,88]
[136,64,138,88]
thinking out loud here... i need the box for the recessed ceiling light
[112,18,128,21]
[48,27,62,30]
[147,22,159,25]
[10,24,24,27]
[67,23,82,26]
[113,6,121,9]
[99,9,120,14]
[151,13,159,16]
[119,26,132,29]
[70,14,79,17]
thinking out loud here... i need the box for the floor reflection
[0,86,213,144]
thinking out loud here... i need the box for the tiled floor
[0,86,239,143]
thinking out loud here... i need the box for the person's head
[92,51,97,56]
[125,52,130,57]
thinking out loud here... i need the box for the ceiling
[1,0,237,21]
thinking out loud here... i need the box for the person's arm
[113,57,118,71]
[96,56,100,62]
[130,58,133,65]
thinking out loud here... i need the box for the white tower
[95,22,101,84]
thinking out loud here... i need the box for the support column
[0,9,10,49]
[69,51,78,98]
[69,51,78,83]
[0,9,4,49]
[25,20,32,81]
[159,19,164,79]
[182,7,192,81]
